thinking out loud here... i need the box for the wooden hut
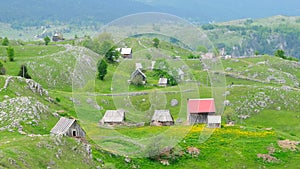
[50,117,85,137]
[52,32,64,42]
[158,78,168,87]
[187,98,216,125]
[130,68,147,84]
[101,110,125,125]
[151,110,174,126]
[207,115,221,128]
[120,48,132,59]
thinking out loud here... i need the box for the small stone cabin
[130,68,147,84]
[158,78,168,87]
[187,98,216,124]
[50,117,85,137]
[207,115,221,128]
[100,110,125,125]
[151,110,174,126]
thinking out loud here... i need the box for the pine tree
[18,64,31,79]
[97,59,108,80]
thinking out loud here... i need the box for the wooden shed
[120,48,132,59]
[187,98,216,125]
[130,68,147,84]
[151,110,174,126]
[52,32,64,42]
[207,115,221,128]
[50,117,85,137]
[158,78,168,87]
[101,110,125,125]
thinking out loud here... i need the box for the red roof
[188,98,216,113]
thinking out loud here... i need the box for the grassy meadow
[0,36,300,168]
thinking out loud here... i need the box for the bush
[2,37,9,46]
[0,61,6,75]
[187,54,199,59]
[6,46,15,61]
[55,97,61,102]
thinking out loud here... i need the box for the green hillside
[0,36,299,168]
[202,15,300,58]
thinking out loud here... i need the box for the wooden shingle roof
[131,68,146,79]
[151,110,173,122]
[50,117,75,135]
[102,110,125,123]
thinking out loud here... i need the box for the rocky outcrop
[0,96,49,131]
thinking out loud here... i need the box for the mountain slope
[202,16,300,58]
[1,0,300,27]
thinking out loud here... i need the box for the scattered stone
[0,96,49,131]
[257,101,267,107]
[264,128,273,131]
[3,95,9,99]
[176,118,183,123]
[278,140,299,151]
[94,105,102,110]
[160,160,169,166]
[257,61,266,65]
[225,67,233,71]
[254,109,260,113]
[51,113,59,118]
[97,158,104,164]
[224,100,230,106]
[187,147,200,157]
[86,98,93,104]
[125,156,131,163]
[281,86,292,91]
[276,107,281,111]
[224,91,230,96]
[257,154,278,162]
[171,99,179,106]
[238,115,250,119]
[101,99,108,105]
[8,158,16,165]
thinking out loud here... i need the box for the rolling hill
[0,35,300,168]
